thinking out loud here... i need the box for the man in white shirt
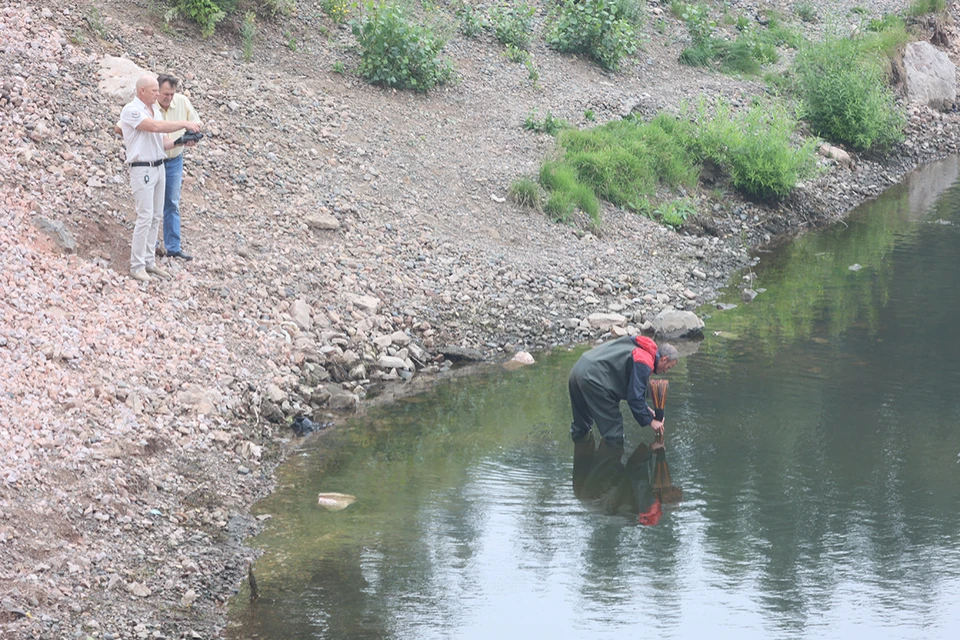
[118,75,201,282]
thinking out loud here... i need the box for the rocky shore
[2,0,960,637]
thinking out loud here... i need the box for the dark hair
[157,73,180,90]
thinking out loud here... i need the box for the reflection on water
[228,158,960,639]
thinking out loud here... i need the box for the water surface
[228,158,960,639]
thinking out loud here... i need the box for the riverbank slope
[2,1,959,637]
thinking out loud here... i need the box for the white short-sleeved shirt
[119,96,165,164]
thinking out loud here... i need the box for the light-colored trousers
[129,164,166,271]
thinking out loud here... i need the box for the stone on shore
[903,41,957,111]
[98,56,148,102]
[586,312,628,330]
[652,310,705,340]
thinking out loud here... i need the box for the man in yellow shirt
[156,73,202,260]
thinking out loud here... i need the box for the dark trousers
[568,370,624,447]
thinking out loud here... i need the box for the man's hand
[182,121,202,133]
[651,419,664,437]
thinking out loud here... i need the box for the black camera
[174,131,204,146]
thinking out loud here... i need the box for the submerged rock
[317,492,356,511]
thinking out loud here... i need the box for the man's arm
[136,118,201,134]
[626,362,654,427]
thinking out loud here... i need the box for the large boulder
[652,309,704,340]
[903,41,957,110]
[98,56,148,103]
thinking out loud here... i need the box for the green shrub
[794,36,905,151]
[655,198,696,228]
[680,31,775,75]
[677,5,792,75]
[259,0,297,16]
[489,2,535,50]
[505,43,528,63]
[690,101,817,199]
[455,0,486,37]
[539,162,601,222]
[557,117,698,209]
[675,2,715,43]
[545,0,642,71]
[866,14,905,33]
[83,7,109,38]
[523,111,569,135]
[795,2,817,23]
[169,0,226,37]
[240,11,256,61]
[351,2,453,92]
[509,178,542,209]
[525,56,540,83]
[908,0,947,16]
[763,14,803,48]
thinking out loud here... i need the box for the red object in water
[637,499,663,526]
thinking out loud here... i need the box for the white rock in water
[317,492,356,511]
[502,350,535,371]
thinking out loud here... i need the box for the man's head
[655,343,679,374]
[135,75,159,105]
[157,73,179,110]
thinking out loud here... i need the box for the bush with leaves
[546,0,642,70]
[351,2,453,92]
[690,101,816,200]
[794,35,905,151]
[489,2,535,50]
[168,0,226,37]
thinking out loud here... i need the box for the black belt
[130,159,164,167]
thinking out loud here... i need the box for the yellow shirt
[159,93,201,159]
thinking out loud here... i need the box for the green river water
[227,157,960,639]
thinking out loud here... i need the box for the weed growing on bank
[794,2,817,23]
[351,2,453,92]
[167,0,226,37]
[455,0,487,37]
[517,101,817,226]
[688,100,817,200]
[508,178,542,210]
[674,3,802,75]
[489,2,536,50]
[168,0,298,37]
[322,0,353,23]
[908,0,947,16]
[546,0,644,71]
[241,12,257,62]
[793,28,908,151]
[524,111,568,135]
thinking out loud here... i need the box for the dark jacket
[569,335,660,426]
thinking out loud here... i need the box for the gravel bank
[2,1,960,637]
